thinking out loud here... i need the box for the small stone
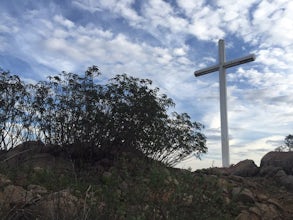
[102,171,112,178]
[232,187,242,196]
[120,181,128,190]
[164,176,173,185]
[0,174,12,187]
[275,170,286,178]
[255,202,280,219]
[256,193,268,202]
[249,206,262,216]
[218,178,229,194]
[27,184,48,195]
[232,187,255,204]
[173,178,179,186]
[267,198,283,210]
[235,210,260,220]
[33,189,81,219]
[3,185,33,204]
[33,166,44,173]
[224,196,231,204]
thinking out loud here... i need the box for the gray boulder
[259,165,282,177]
[260,151,293,175]
[275,170,293,191]
[230,159,259,177]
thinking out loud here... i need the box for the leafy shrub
[0,66,207,165]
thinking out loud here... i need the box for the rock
[260,151,293,175]
[218,178,229,194]
[119,181,128,190]
[27,184,48,195]
[32,189,82,219]
[235,210,260,220]
[232,187,255,204]
[259,165,282,177]
[33,166,44,173]
[267,198,283,211]
[268,170,293,191]
[231,159,259,177]
[1,141,74,175]
[256,193,268,202]
[255,202,281,219]
[183,194,193,205]
[0,173,12,187]
[2,185,33,205]
[249,206,262,216]
[102,171,112,179]
[2,141,45,165]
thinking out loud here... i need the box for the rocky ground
[0,141,292,219]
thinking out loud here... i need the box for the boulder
[1,141,45,167]
[260,151,293,175]
[231,159,259,177]
[1,185,33,206]
[235,210,260,220]
[275,170,293,191]
[32,189,83,219]
[0,174,12,187]
[232,187,255,204]
[259,165,282,177]
[1,141,74,174]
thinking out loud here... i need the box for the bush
[0,66,207,165]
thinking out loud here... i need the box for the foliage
[0,66,207,165]
[275,134,293,152]
[0,70,31,150]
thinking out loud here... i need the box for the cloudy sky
[0,0,292,169]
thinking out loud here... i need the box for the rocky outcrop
[0,173,83,219]
[32,189,83,219]
[0,142,292,219]
[216,176,286,220]
[260,151,293,175]
[260,151,293,192]
[216,152,293,192]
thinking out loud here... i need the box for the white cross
[194,39,255,167]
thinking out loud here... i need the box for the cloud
[177,0,205,17]
[252,0,293,46]
[0,0,292,170]
[73,0,143,26]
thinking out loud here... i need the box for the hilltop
[0,141,292,219]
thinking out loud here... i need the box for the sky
[0,0,292,170]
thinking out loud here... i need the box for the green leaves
[0,66,207,165]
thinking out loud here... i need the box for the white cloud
[187,5,225,41]
[0,0,293,170]
[72,0,102,13]
[53,15,75,29]
[73,0,143,25]
[217,0,258,34]
[173,47,186,56]
[0,13,19,34]
[176,0,205,17]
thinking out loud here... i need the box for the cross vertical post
[218,40,230,167]
[194,39,255,167]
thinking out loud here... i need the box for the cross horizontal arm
[194,64,219,77]
[223,54,256,69]
[194,54,255,77]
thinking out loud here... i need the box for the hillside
[0,141,292,219]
